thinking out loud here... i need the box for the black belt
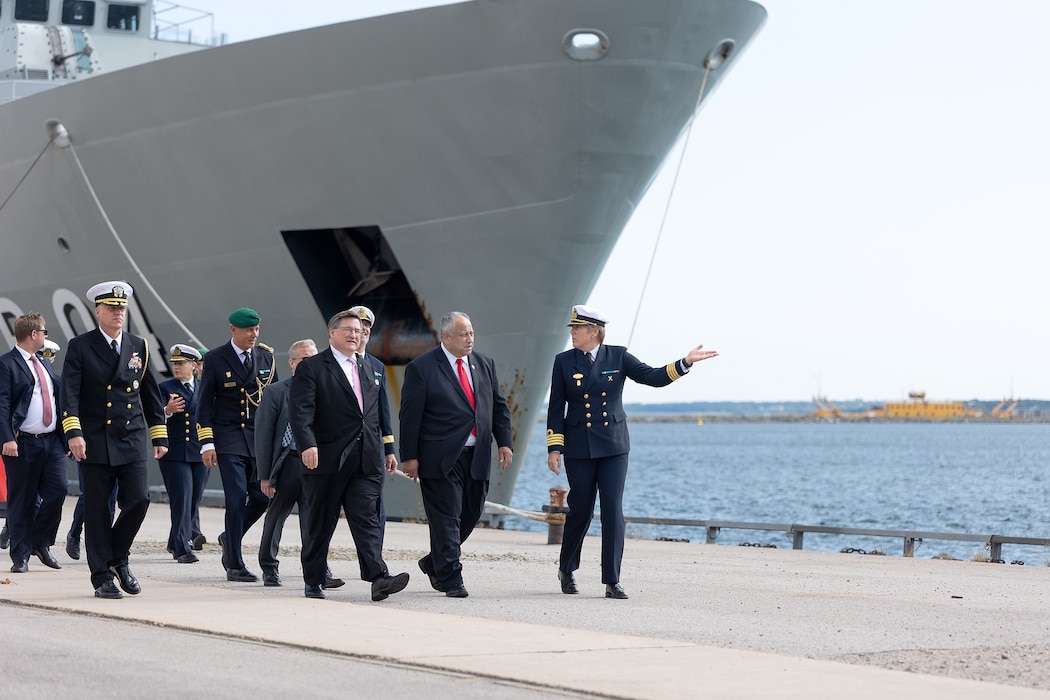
[19,431,55,439]
[461,445,475,454]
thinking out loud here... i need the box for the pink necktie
[348,355,364,412]
[31,355,53,427]
[457,358,476,436]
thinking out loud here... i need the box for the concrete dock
[2,496,1049,698]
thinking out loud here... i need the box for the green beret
[228,307,261,328]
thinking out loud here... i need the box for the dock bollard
[542,487,569,545]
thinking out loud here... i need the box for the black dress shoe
[65,532,80,560]
[217,532,228,571]
[191,534,207,551]
[0,522,9,549]
[176,553,199,564]
[445,583,469,598]
[304,584,326,599]
[110,564,141,594]
[371,572,410,601]
[558,570,579,594]
[605,583,629,599]
[94,580,123,599]
[33,546,62,569]
[10,560,28,573]
[322,576,345,590]
[418,556,443,591]
[263,572,282,587]
[226,567,259,583]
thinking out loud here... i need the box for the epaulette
[257,342,274,353]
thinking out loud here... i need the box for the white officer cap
[40,339,61,362]
[169,343,202,362]
[567,304,607,327]
[87,281,133,306]
[348,305,376,326]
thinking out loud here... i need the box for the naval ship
[0,0,765,523]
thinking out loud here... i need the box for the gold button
[602,392,607,397]
[604,422,609,426]
[586,422,592,428]
[585,403,590,408]
[583,394,589,399]
[106,402,112,408]
[106,385,112,390]
[240,400,246,405]
[240,388,245,393]
[185,437,190,442]
[240,423,246,428]
[240,412,245,417]
[603,412,608,417]
[585,413,591,418]
[127,404,133,409]
[106,419,111,425]
[126,387,132,393]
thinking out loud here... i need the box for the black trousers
[419,448,487,589]
[258,456,308,576]
[216,453,268,570]
[158,459,207,557]
[82,459,149,590]
[5,432,66,564]
[300,456,386,587]
[560,453,629,584]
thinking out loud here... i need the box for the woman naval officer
[545,305,718,599]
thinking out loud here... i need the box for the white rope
[61,137,204,347]
[626,64,714,346]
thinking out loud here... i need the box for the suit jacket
[399,346,512,480]
[363,352,396,457]
[546,345,689,459]
[196,342,277,458]
[254,376,294,485]
[289,348,383,476]
[158,377,202,463]
[60,328,168,464]
[0,347,61,442]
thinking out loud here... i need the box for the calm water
[508,421,1050,561]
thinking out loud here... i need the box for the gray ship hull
[0,0,765,522]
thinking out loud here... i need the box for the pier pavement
[1,496,1049,698]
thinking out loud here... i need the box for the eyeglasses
[334,326,362,335]
[34,328,48,336]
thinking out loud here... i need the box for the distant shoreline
[626,414,1050,424]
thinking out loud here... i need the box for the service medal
[128,353,142,371]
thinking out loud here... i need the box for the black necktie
[242,351,251,370]
[110,339,119,358]
[183,382,193,397]
[586,352,594,366]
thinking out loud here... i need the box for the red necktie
[31,355,53,428]
[456,358,476,436]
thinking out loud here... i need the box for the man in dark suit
[0,313,67,573]
[255,338,342,589]
[400,311,513,598]
[61,282,169,598]
[546,305,717,599]
[158,344,205,564]
[196,307,277,583]
[290,310,408,601]
[347,305,397,534]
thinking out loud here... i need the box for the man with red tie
[0,313,67,573]
[400,311,513,598]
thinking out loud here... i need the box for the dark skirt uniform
[60,282,168,594]
[546,306,691,592]
[158,344,205,562]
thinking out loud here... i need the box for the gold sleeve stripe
[382,435,395,444]
[666,362,682,382]
[62,417,82,433]
[197,425,214,441]
[149,425,168,440]
[546,431,565,447]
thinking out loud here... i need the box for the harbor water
[509,420,1050,562]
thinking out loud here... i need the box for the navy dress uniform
[158,344,205,563]
[61,281,168,597]
[196,307,277,581]
[547,305,713,599]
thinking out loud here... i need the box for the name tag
[223,381,237,388]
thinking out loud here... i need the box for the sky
[184,0,1050,403]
